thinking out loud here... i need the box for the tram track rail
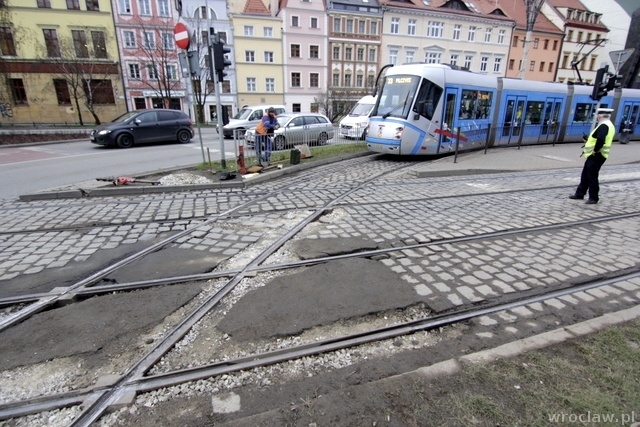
[1,156,639,425]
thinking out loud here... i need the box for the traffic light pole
[185,52,206,164]
[213,63,227,170]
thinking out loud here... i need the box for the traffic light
[590,66,608,101]
[213,40,231,82]
[605,73,622,92]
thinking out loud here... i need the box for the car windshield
[233,108,252,120]
[349,103,374,116]
[372,75,420,119]
[111,111,139,124]
[276,115,291,126]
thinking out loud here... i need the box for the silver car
[245,113,334,150]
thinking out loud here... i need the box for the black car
[90,109,194,148]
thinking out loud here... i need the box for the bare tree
[315,87,367,123]
[40,28,117,125]
[136,18,182,109]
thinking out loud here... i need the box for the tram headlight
[394,126,404,140]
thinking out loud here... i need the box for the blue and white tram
[366,63,640,156]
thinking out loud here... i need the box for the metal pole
[209,33,227,170]
[484,123,491,155]
[185,51,206,164]
[454,127,461,163]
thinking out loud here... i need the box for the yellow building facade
[0,0,126,125]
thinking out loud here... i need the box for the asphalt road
[0,128,233,200]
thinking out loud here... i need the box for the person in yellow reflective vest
[569,109,615,204]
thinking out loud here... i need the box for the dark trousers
[575,153,606,201]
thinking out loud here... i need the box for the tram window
[572,103,593,123]
[525,101,543,124]
[458,89,492,120]
[413,79,442,120]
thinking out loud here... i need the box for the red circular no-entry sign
[174,22,190,50]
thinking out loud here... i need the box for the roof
[379,0,515,24]
[484,0,563,34]
[243,0,270,14]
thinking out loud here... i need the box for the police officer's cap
[597,108,614,115]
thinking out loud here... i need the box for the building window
[43,29,60,58]
[147,64,158,79]
[356,74,363,87]
[498,29,505,44]
[484,28,491,43]
[426,52,441,64]
[83,80,115,104]
[529,60,535,71]
[134,97,146,109]
[480,56,488,71]
[123,31,135,48]
[264,27,273,37]
[408,19,416,36]
[165,65,177,80]
[292,16,299,27]
[533,38,539,49]
[346,19,353,33]
[332,73,339,86]
[567,30,573,42]
[158,0,170,16]
[452,24,461,40]
[10,79,27,104]
[493,57,502,73]
[128,63,140,79]
[333,46,340,60]
[264,51,273,62]
[344,74,351,87]
[291,72,301,87]
[245,51,255,62]
[512,36,518,47]
[548,62,554,72]
[244,26,254,36]
[143,32,155,49]
[464,55,472,69]
[0,27,17,56]
[118,0,131,13]
[553,40,558,50]
[539,61,545,71]
[311,18,318,29]
[509,59,514,70]
[72,30,89,58]
[86,0,99,11]
[468,26,476,41]
[67,0,80,9]
[450,53,458,66]
[291,44,300,58]
[390,18,399,34]
[428,21,443,38]
[293,103,301,112]
[543,39,549,49]
[357,48,364,61]
[309,45,319,59]
[333,18,341,32]
[562,54,569,69]
[406,51,414,63]
[37,0,51,7]
[92,31,107,58]
[265,78,275,92]
[389,49,398,65]
[368,48,375,62]
[310,73,318,87]
[345,47,352,60]
[246,77,256,92]
[53,79,71,104]
[358,20,365,34]
[311,103,318,113]
[139,0,150,15]
[370,21,377,35]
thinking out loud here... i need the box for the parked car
[244,113,334,150]
[221,104,286,139]
[339,95,376,140]
[90,109,194,148]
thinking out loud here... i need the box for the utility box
[290,149,301,165]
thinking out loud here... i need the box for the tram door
[500,96,526,144]
[439,89,458,153]
[541,98,562,142]
[619,102,640,137]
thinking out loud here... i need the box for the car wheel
[116,133,134,148]
[317,132,328,146]
[274,135,286,150]
[177,129,191,143]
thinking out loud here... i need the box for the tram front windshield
[373,75,420,119]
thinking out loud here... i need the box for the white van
[339,95,376,140]
[221,105,286,139]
